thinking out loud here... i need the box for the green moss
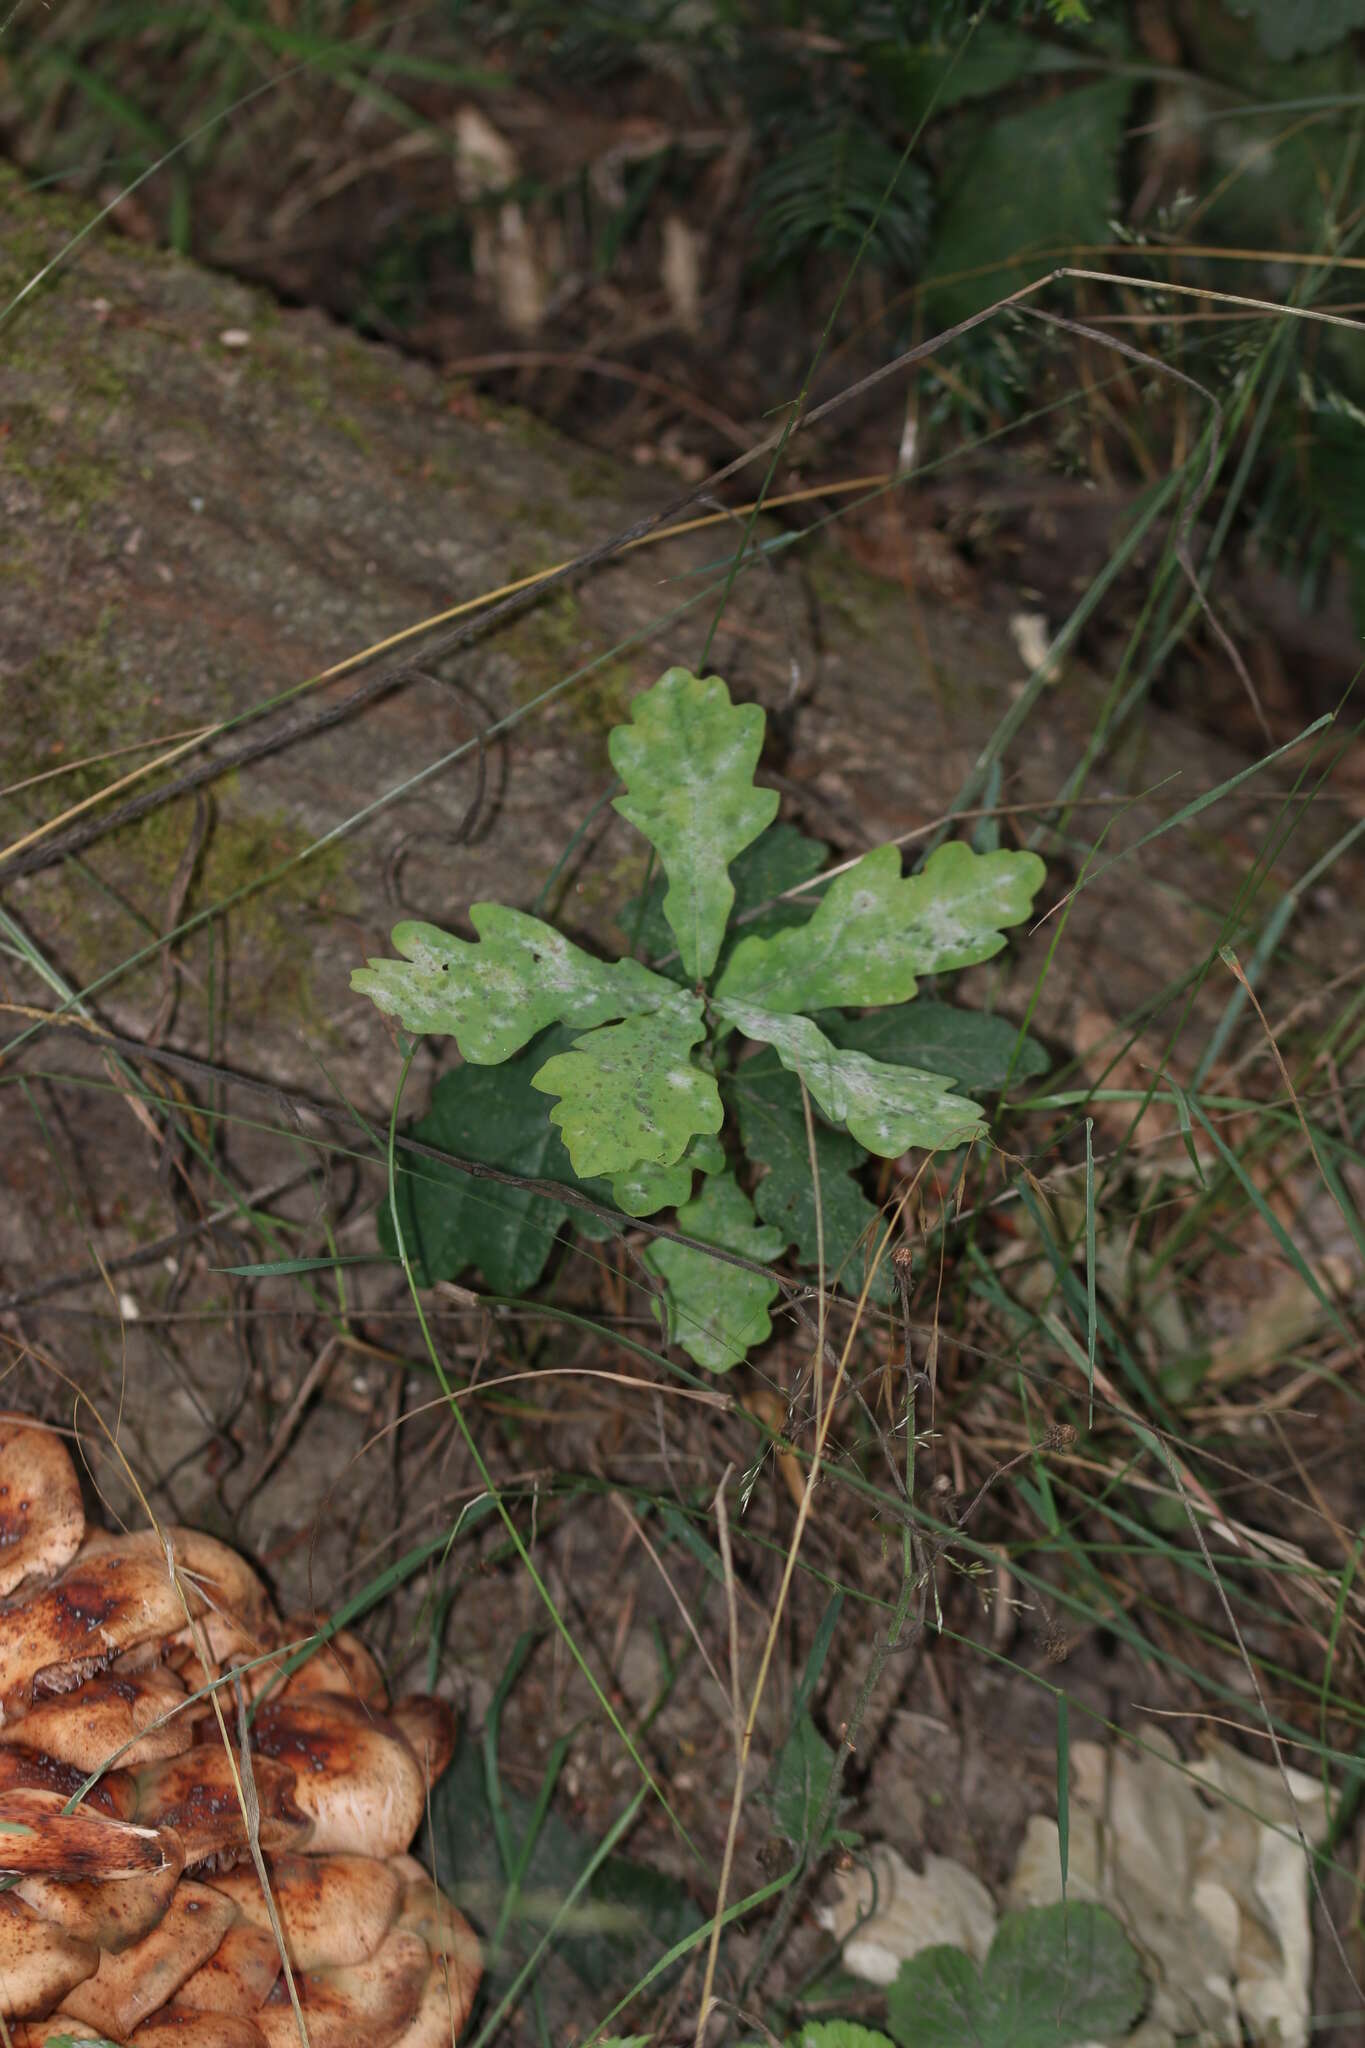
[2,400,118,526]
[500,590,640,767]
[5,622,351,1027]
[1,615,147,790]
[243,326,378,456]
[484,400,617,499]
[26,790,352,1027]
[803,536,910,637]
[0,164,171,321]
[0,168,103,307]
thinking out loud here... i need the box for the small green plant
[884,1903,1147,2048]
[353,666,1046,1371]
[764,1904,1145,2048]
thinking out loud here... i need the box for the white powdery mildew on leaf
[350,904,676,1063]
[714,1001,985,1156]
[713,841,1046,1014]
[609,667,779,981]
[530,993,723,1178]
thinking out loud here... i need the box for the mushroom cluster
[0,1420,480,2046]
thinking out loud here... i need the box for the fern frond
[751,114,930,273]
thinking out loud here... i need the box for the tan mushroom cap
[129,1745,311,1868]
[271,1623,389,1708]
[391,1861,481,2045]
[174,1919,281,2014]
[0,1890,98,2019]
[254,1926,430,2048]
[0,1534,202,1707]
[205,1851,401,1969]
[395,1864,481,1995]
[62,1878,236,2037]
[0,1786,169,1881]
[69,1530,279,1673]
[2,1664,194,1771]
[388,1696,455,1786]
[249,1696,427,1858]
[18,1825,184,1953]
[156,1531,278,1671]
[0,1742,137,1820]
[0,1421,85,1599]
[391,1957,481,2048]
[132,2012,268,2047]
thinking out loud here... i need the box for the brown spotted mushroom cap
[248,1694,431,1859]
[0,1418,480,2044]
[0,1421,85,1599]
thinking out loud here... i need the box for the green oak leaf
[609,667,779,981]
[37,2038,125,2048]
[531,994,722,1178]
[728,1053,891,1303]
[380,1027,617,1293]
[715,1001,984,1156]
[608,1131,726,1218]
[621,820,829,975]
[351,904,674,1063]
[791,2027,894,2048]
[643,1171,784,1372]
[828,1001,1049,1091]
[713,842,1046,1014]
[886,1902,1146,2048]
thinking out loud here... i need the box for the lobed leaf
[643,1171,784,1372]
[791,2027,895,2048]
[531,994,722,1179]
[713,842,1046,1015]
[608,1131,726,1218]
[728,1053,891,1302]
[380,1028,613,1294]
[886,1902,1146,2048]
[352,904,675,1063]
[828,1000,1049,1091]
[609,667,779,980]
[621,819,828,975]
[715,1001,985,1156]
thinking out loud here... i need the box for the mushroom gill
[1,1664,193,1771]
